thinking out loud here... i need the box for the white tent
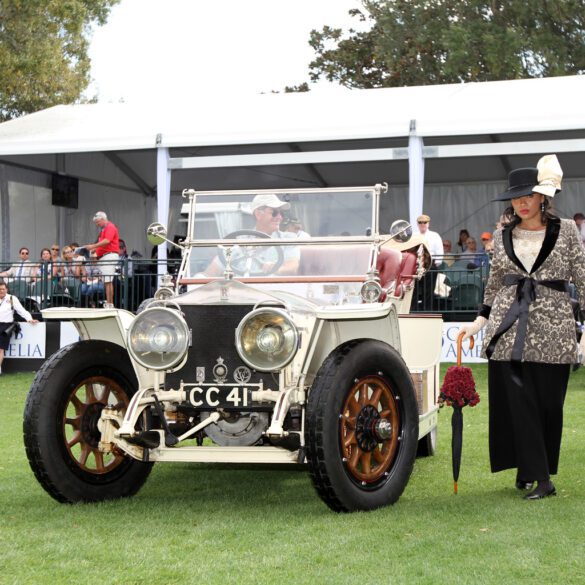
[1,74,584,261]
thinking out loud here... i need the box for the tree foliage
[0,0,120,121]
[307,0,585,89]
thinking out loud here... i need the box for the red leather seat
[395,251,418,297]
[377,248,418,298]
[376,249,401,288]
[298,245,418,299]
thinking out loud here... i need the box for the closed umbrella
[439,332,480,494]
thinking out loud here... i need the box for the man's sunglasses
[262,207,283,217]
[20,251,29,255]
[418,221,429,225]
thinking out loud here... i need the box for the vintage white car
[23,184,442,512]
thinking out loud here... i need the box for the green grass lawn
[2,366,585,585]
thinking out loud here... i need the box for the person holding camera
[0,282,39,375]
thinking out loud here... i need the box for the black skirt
[488,360,570,481]
[0,322,13,350]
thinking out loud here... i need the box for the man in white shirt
[412,214,444,310]
[0,247,35,278]
[416,215,444,266]
[0,282,38,375]
[205,194,300,276]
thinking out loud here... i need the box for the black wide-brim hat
[493,167,538,201]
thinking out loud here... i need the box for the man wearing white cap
[248,194,300,274]
[206,194,300,277]
[82,211,120,308]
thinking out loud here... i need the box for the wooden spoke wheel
[63,376,129,474]
[24,340,153,503]
[340,375,400,485]
[306,340,419,512]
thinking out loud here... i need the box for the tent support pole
[408,120,424,228]
[156,144,170,286]
[0,164,9,260]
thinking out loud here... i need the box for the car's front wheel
[305,339,419,512]
[23,340,153,503]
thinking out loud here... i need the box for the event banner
[441,322,486,363]
[6,322,485,364]
[4,323,46,359]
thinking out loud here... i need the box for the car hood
[177,279,317,314]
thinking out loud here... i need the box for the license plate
[186,386,251,409]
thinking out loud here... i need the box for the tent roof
[1,75,584,156]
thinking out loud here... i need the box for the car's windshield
[182,186,383,281]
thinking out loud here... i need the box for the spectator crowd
[0,211,151,311]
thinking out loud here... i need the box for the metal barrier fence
[0,258,181,315]
[1,255,487,320]
[409,254,490,321]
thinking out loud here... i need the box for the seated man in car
[205,194,300,277]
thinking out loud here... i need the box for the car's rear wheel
[23,340,153,503]
[305,339,419,512]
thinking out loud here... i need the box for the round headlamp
[127,307,190,371]
[360,279,382,303]
[235,308,299,372]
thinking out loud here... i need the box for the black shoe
[515,479,535,491]
[524,482,556,500]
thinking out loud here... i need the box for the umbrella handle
[457,331,474,367]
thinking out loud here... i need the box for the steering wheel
[219,230,284,276]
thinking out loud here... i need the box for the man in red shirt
[83,211,120,308]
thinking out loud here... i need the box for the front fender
[41,307,151,388]
[303,302,400,383]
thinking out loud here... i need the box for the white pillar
[408,120,425,228]
[156,145,170,283]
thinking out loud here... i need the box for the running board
[148,445,300,464]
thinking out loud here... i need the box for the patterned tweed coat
[480,217,585,363]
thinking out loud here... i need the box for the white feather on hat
[532,154,562,197]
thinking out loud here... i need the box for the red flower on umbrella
[438,366,480,408]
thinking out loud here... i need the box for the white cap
[250,194,290,212]
[93,211,108,221]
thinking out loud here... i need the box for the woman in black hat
[460,154,585,500]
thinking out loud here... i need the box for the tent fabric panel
[0,76,584,156]
[1,163,156,261]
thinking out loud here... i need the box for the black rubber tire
[23,340,153,503]
[305,339,419,512]
[417,425,437,457]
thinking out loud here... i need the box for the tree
[0,0,120,121]
[306,0,585,89]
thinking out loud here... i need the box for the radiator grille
[166,304,267,389]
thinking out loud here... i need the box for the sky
[87,0,367,104]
